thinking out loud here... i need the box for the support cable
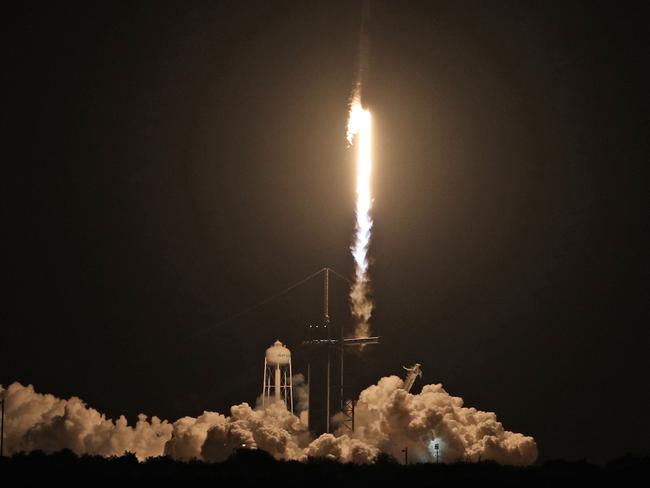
[184,267,327,343]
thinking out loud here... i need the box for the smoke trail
[347,1,374,337]
[0,379,537,465]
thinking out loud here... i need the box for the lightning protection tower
[262,340,293,413]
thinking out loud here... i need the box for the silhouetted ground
[1,450,648,487]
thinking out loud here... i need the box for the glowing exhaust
[347,89,373,337]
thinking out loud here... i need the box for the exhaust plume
[347,0,374,337]
[347,88,374,338]
[1,378,536,465]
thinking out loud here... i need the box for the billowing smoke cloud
[0,383,171,460]
[306,433,380,463]
[0,378,536,465]
[339,376,537,465]
[200,402,308,462]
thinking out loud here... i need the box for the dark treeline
[1,450,648,487]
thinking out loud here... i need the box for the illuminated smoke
[1,379,536,465]
[341,376,538,465]
[0,383,171,460]
[347,87,374,337]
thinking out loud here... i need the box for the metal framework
[304,268,379,436]
[340,399,357,432]
[262,355,293,414]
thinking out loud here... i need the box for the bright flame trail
[347,88,373,337]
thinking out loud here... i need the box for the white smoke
[306,433,379,463]
[343,376,538,465]
[291,373,310,426]
[162,410,225,461]
[0,383,171,460]
[0,378,537,465]
[200,401,308,462]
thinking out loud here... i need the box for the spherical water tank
[265,340,291,365]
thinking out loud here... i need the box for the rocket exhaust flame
[347,1,374,338]
[347,88,373,337]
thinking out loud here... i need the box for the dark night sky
[3,1,649,463]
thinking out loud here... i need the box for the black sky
[3,1,649,463]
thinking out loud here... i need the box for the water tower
[262,340,293,413]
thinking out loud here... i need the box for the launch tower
[303,268,379,436]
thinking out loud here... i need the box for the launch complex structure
[303,267,379,436]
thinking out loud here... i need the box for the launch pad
[302,268,379,436]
